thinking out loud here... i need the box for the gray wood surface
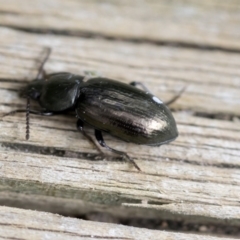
[0,0,240,239]
[0,0,240,49]
[1,206,234,240]
[0,27,240,227]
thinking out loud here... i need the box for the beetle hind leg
[2,108,55,140]
[130,81,151,93]
[95,129,141,171]
[164,86,186,106]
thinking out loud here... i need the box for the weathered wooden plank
[0,0,240,50]
[0,206,233,240]
[1,110,240,225]
[0,28,240,229]
[0,27,240,116]
[0,0,239,238]
[1,48,240,226]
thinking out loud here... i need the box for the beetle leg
[164,86,186,106]
[83,70,102,78]
[2,108,55,140]
[76,119,104,154]
[76,120,140,171]
[131,82,185,106]
[130,81,151,93]
[35,47,51,80]
[29,110,55,116]
[2,109,55,117]
[95,129,141,171]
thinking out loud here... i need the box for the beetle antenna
[25,47,51,140]
[26,97,30,140]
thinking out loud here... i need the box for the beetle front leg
[95,129,141,171]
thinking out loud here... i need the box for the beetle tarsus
[95,129,141,171]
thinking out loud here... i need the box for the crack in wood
[2,24,240,54]
[0,222,133,239]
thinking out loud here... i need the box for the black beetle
[5,48,182,171]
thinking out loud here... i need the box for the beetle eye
[20,86,41,100]
[20,80,43,99]
[29,87,41,99]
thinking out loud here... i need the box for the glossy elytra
[5,48,182,171]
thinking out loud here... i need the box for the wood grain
[0,0,240,50]
[0,27,240,230]
[1,206,234,240]
[0,27,240,116]
[0,0,240,238]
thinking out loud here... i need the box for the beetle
[5,48,182,171]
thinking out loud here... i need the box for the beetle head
[20,80,44,99]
